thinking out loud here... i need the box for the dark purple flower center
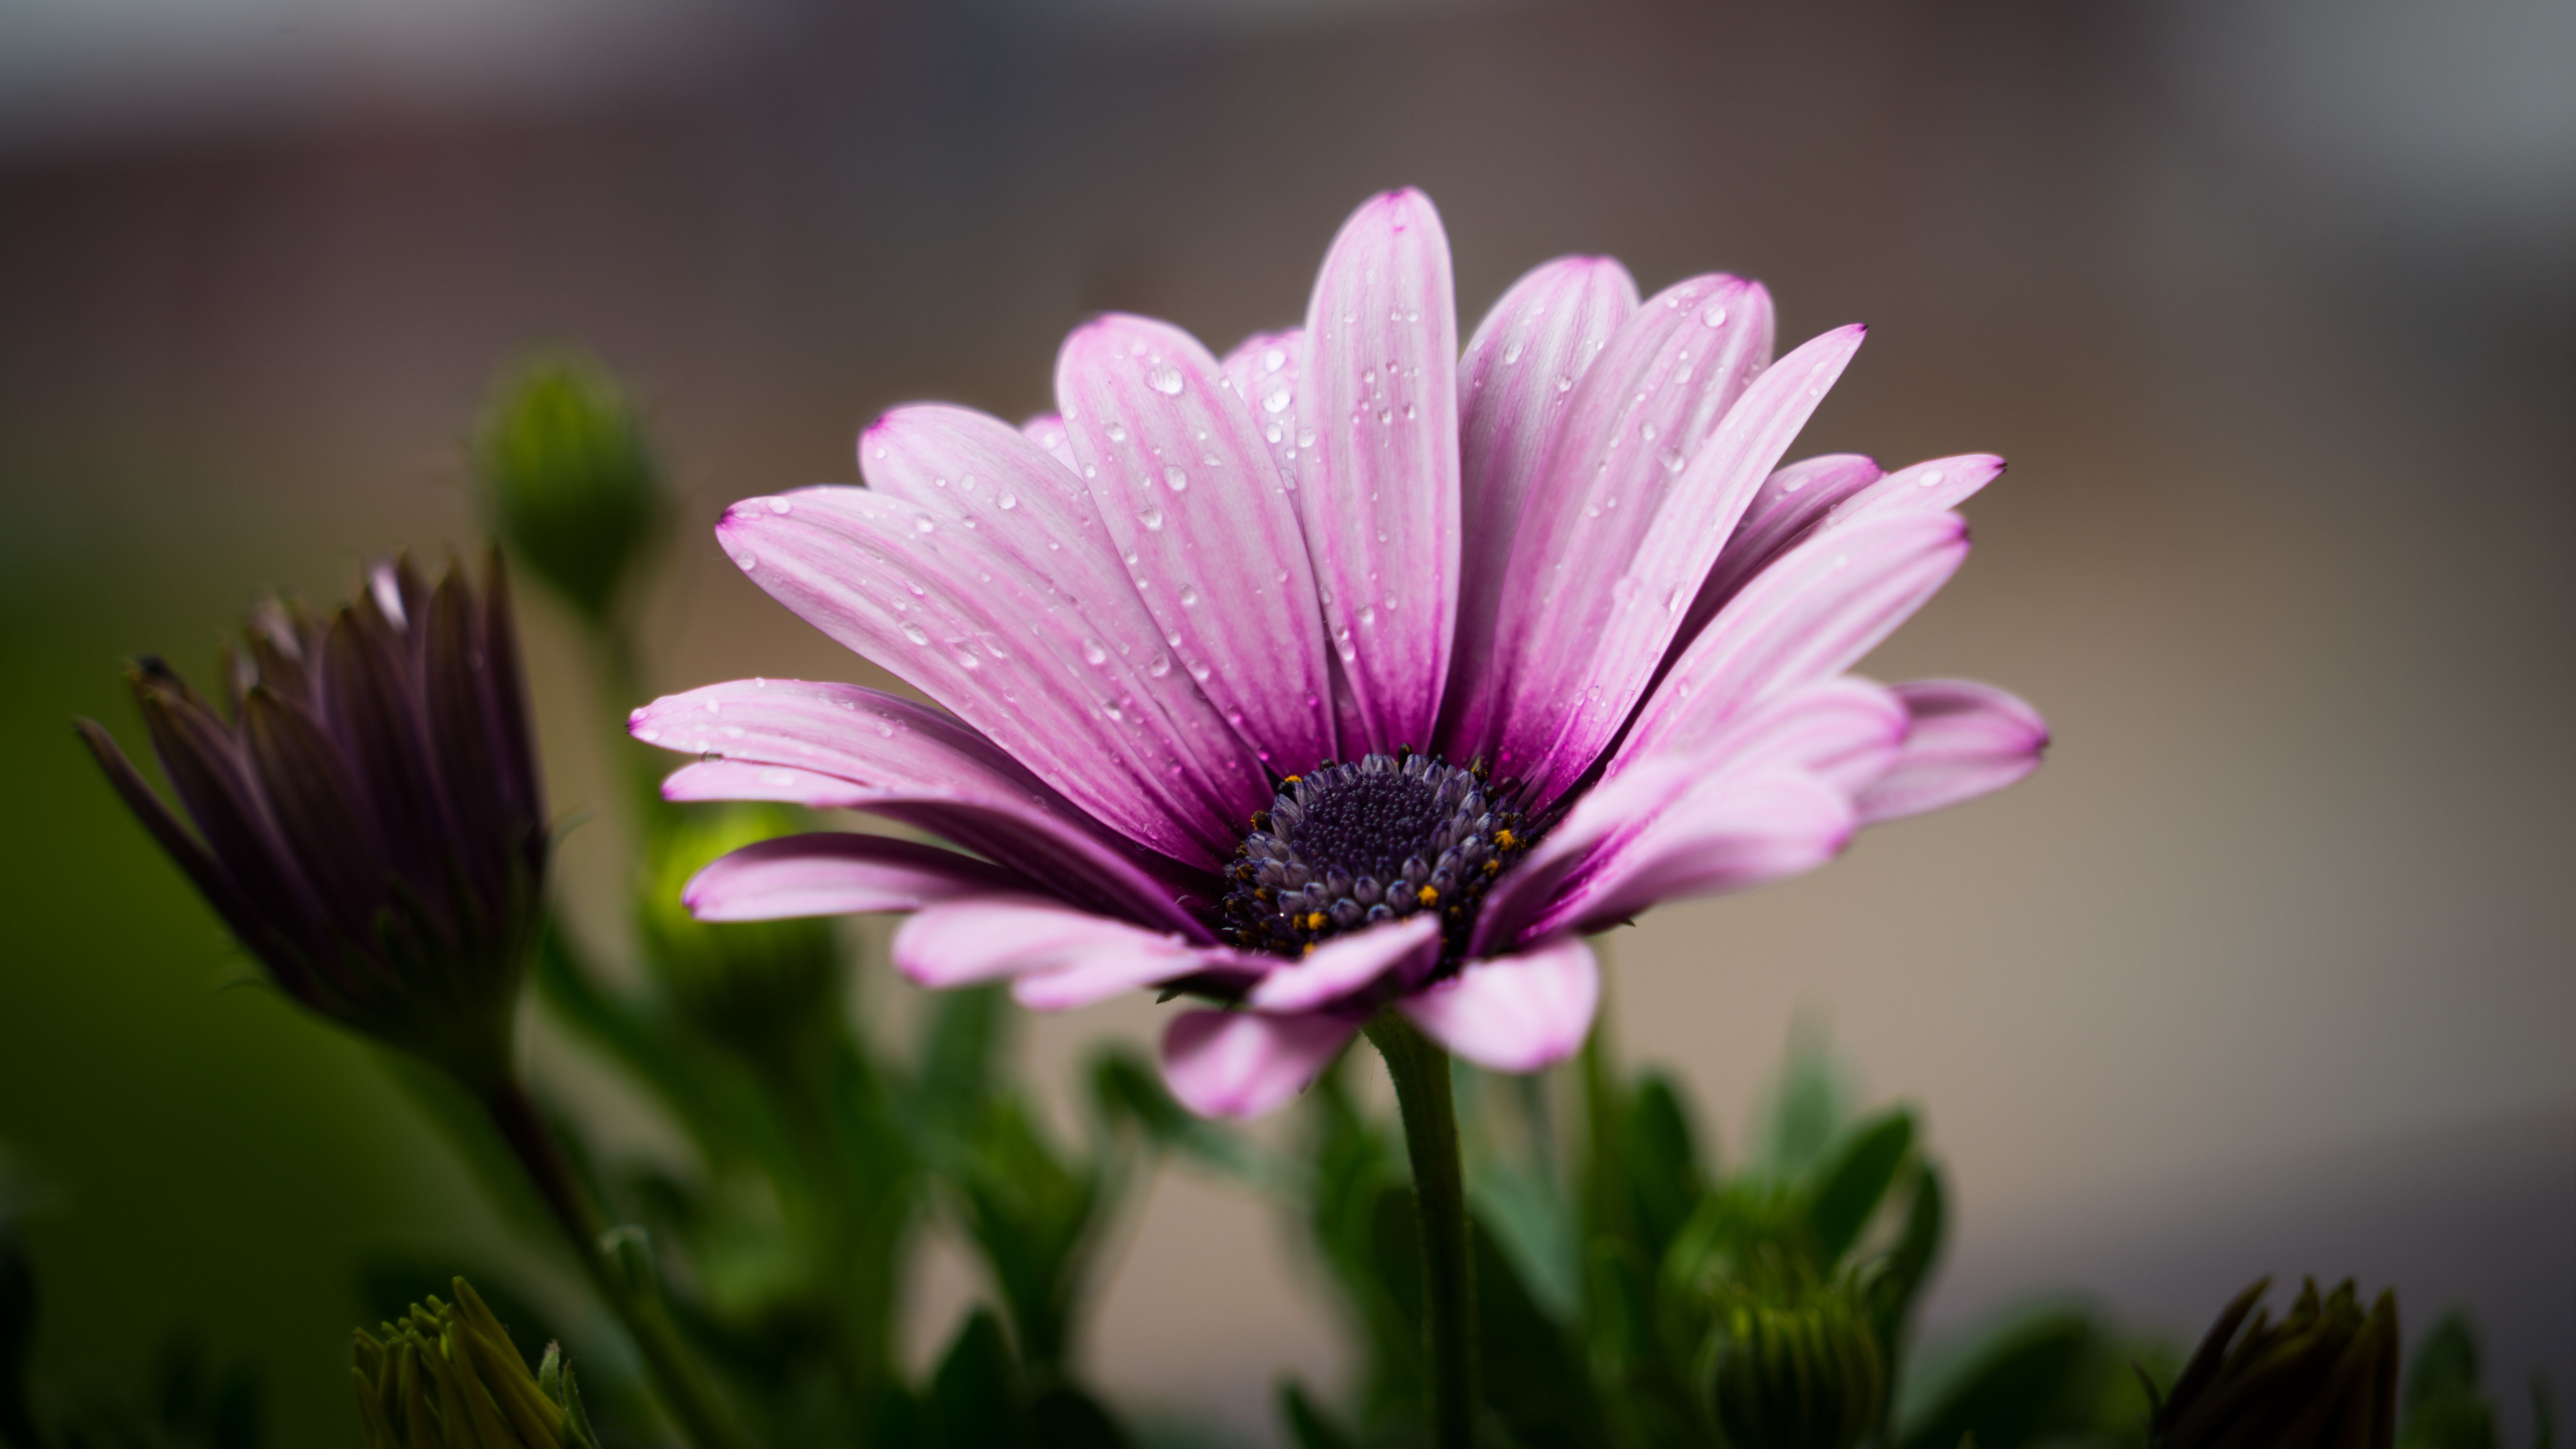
[1217,750,1533,963]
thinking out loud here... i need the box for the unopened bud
[1702,1281,1888,1449]
[352,1278,600,1449]
[473,353,663,622]
[640,805,838,1058]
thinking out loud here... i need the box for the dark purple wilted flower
[633,189,2048,1118]
[78,551,547,1090]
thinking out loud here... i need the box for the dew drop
[1179,585,1200,607]
[735,553,758,571]
[1556,376,1574,394]
[1139,504,1165,530]
[1262,347,1287,373]
[1658,446,1687,473]
[1918,470,1944,489]
[1163,465,1189,492]
[900,621,930,646]
[1502,338,1526,365]
[1640,420,1659,441]
[1262,386,1292,415]
[765,497,793,515]
[1082,638,1110,666]
[1148,652,1172,678]
[1297,427,1317,448]
[912,514,936,533]
[998,489,1019,511]
[1701,303,1729,328]
[1146,366,1185,396]
[1105,421,1129,443]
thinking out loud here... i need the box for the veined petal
[1464,272,1771,761]
[1243,912,1441,1014]
[683,832,1031,921]
[1399,936,1599,1072]
[1498,321,1870,803]
[1442,256,1640,752]
[1020,413,1080,474]
[1295,188,1461,754]
[1161,1008,1358,1120]
[1469,752,1704,956]
[1855,679,2048,824]
[1057,315,1335,770]
[1220,328,1304,482]
[1615,675,1910,799]
[1531,766,1853,941]
[719,406,1262,865]
[634,679,1211,937]
[1617,513,1969,770]
[893,896,1209,1007]
[1672,454,1884,666]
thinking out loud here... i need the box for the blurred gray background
[3,0,2571,1442]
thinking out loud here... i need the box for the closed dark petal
[242,685,391,940]
[423,563,506,902]
[320,602,452,897]
[476,548,543,846]
[74,717,277,958]
[132,665,323,943]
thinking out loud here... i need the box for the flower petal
[1494,319,1870,802]
[1531,766,1853,940]
[719,404,1265,865]
[1220,328,1304,482]
[1669,453,1884,667]
[1056,315,1336,770]
[1020,413,1080,474]
[634,679,1211,937]
[1442,256,1640,750]
[1618,675,1910,798]
[1616,512,1970,770]
[1295,188,1461,755]
[1243,912,1442,1014]
[1854,679,2048,824]
[1469,752,1705,956]
[893,895,1208,1003]
[1161,1008,1358,1120]
[682,832,1032,921]
[1399,936,1599,1073]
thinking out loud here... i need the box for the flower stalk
[477,1084,754,1449]
[1365,1013,1477,1449]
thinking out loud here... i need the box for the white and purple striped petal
[1855,679,2049,824]
[1399,936,1599,1072]
[1161,1008,1359,1120]
[685,832,1030,921]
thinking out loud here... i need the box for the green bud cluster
[352,1278,600,1449]
[639,805,839,1059]
[1700,1278,1889,1449]
[474,353,664,623]
[2149,1276,2399,1449]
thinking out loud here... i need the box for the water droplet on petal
[1701,303,1729,328]
[913,514,936,533]
[735,553,758,571]
[900,621,930,646]
[1148,652,1172,678]
[1179,585,1200,607]
[1146,366,1185,396]
[1502,338,1526,364]
[1082,638,1110,666]
[1163,465,1189,492]
[765,498,793,514]
[1139,504,1165,530]
[1105,421,1129,443]
[1297,428,1317,448]
[1918,470,1943,489]
[998,489,1019,510]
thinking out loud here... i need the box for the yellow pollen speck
[1494,828,1518,849]
[1284,774,1302,784]
[1483,859,1500,875]
[1417,885,1438,905]
[1303,941,1317,955]
[1305,911,1326,931]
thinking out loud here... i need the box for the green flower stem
[1366,1014,1477,1449]
[479,1081,755,1449]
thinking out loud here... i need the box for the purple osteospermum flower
[633,189,2047,1118]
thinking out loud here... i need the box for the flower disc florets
[1219,749,1532,964]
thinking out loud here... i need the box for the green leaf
[1474,1219,1602,1449]
[1754,1033,1850,1178]
[1808,1109,1916,1268]
[1027,1385,1129,1449]
[1088,1047,1281,1188]
[918,985,1011,1130]
[1624,1072,1708,1267]
[928,1309,1024,1449]
[1277,1379,1356,1449]
[1896,1307,2101,1449]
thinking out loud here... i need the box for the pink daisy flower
[633,189,2045,1120]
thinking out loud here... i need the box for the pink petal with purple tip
[1295,188,1461,754]
[1616,512,1970,771]
[1469,752,1705,956]
[1056,315,1336,771]
[1399,936,1599,1072]
[1533,766,1853,940]
[633,680,1208,936]
[1495,320,1870,803]
[1619,675,1910,797]
[1855,679,2049,824]
[894,896,1209,1004]
[1161,1008,1358,1120]
[1244,912,1441,1014]
[1442,256,1639,750]
[1669,454,1884,668]
[685,832,1030,921]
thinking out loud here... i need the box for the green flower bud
[1701,1280,1889,1449]
[2149,1276,2399,1449]
[474,353,663,622]
[353,1278,600,1449]
[639,805,839,1058]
